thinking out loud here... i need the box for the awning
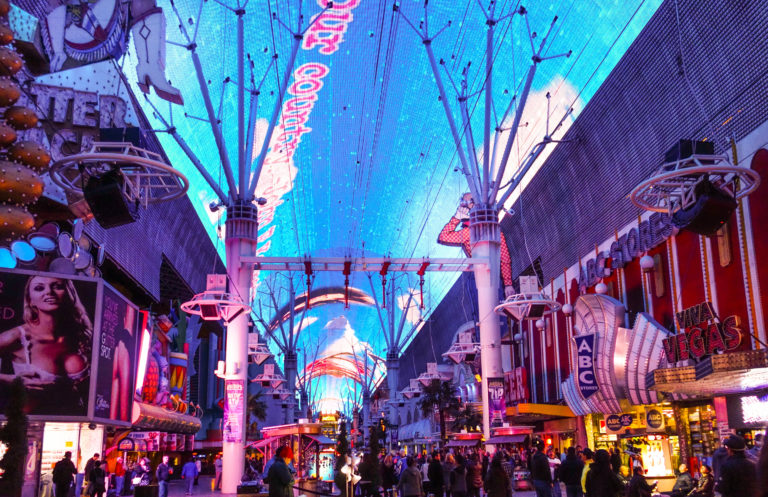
[305,434,335,445]
[247,436,280,449]
[505,403,574,422]
[485,434,527,444]
[131,401,202,434]
[446,439,480,447]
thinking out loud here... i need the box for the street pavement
[169,477,539,497]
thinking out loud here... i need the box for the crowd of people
[48,431,768,497]
[51,452,200,497]
[328,432,768,497]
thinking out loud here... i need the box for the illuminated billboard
[0,269,138,424]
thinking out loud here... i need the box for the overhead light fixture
[181,274,250,324]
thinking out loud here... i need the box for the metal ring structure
[494,292,562,320]
[49,142,189,206]
[630,154,761,214]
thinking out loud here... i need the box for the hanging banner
[224,379,245,443]
[575,334,598,399]
[487,377,506,427]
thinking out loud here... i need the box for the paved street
[162,477,539,497]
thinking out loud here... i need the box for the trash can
[134,485,159,497]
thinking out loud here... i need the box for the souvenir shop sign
[645,407,665,432]
[605,413,634,432]
[580,212,675,289]
[487,377,506,427]
[662,302,743,363]
[223,379,245,443]
[575,334,598,398]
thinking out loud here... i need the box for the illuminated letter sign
[662,302,744,362]
[575,334,598,398]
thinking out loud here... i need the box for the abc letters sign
[575,334,598,399]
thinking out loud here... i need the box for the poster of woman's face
[0,270,98,416]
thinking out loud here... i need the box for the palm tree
[452,404,482,433]
[417,380,461,443]
[247,391,268,439]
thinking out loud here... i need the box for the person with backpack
[467,453,483,497]
[52,451,77,497]
[87,460,107,497]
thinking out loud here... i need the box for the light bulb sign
[487,377,506,427]
[223,379,245,443]
[575,334,598,399]
[662,302,744,363]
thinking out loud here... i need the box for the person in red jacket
[438,193,515,296]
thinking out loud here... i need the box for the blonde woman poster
[0,271,98,416]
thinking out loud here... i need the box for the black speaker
[99,127,149,147]
[672,180,737,236]
[83,169,140,228]
[664,139,714,164]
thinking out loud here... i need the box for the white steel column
[387,352,400,426]
[223,204,258,494]
[470,206,503,440]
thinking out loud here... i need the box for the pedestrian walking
[442,453,456,497]
[548,448,562,497]
[428,452,445,497]
[397,457,424,497]
[450,455,468,497]
[83,453,100,496]
[87,460,107,497]
[52,451,77,497]
[530,440,553,497]
[580,449,594,496]
[195,458,202,486]
[467,454,483,497]
[114,457,126,496]
[267,447,296,497]
[559,447,583,497]
[181,458,199,495]
[156,455,173,497]
[715,434,757,497]
[214,454,223,490]
[584,450,624,497]
[483,456,510,497]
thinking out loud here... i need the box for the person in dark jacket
[758,439,768,497]
[450,455,468,497]
[711,442,729,483]
[83,453,100,496]
[382,454,397,494]
[688,464,713,497]
[156,455,173,497]
[670,464,694,497]
[87,460,107,497]
[428,452,445,497]
[398,457,424,497]
[531,440,553,497]
[626,467,656,497]
[467,454,483,497]
[584,449,624,497]
[715,434,756,497]
[267,446,296,497]
[52,451,77,497]
[484,456,510,497]
[609,448,622,475]
[559,447,584,497]
[358,453,382,497]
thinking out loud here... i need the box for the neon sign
[662,302,743,363]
